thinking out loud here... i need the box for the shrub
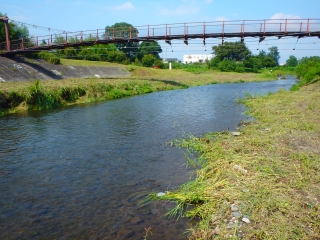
[296,57,320,84]
[141,54,157,67]
[218,60,236,72]
[236,62,245,73]
[154,60,165,69]
[37,51,61,64]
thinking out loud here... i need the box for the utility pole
[0,16,11,52]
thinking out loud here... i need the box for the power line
[9,19,67,34]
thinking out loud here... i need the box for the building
[183,54,213,64]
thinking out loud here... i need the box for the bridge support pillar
[0,16,11,52]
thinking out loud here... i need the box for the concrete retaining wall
[0,56,130,82]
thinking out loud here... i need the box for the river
[0,77,297,239]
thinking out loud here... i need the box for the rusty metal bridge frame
[1,18,320,55]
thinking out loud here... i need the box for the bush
[296,57,320,84]
[47,57,60,64]
[154,60,165,69]
[207,57,220,69]
[218,60,236,72]
[37,51,61,64]
[236,62,245,73]
[0,91,24,109]
[142,54,157,67]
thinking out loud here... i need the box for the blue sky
[1,0,320,63]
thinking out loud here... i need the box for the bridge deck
[1,18,320,55]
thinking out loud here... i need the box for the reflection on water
[0,78,296,239]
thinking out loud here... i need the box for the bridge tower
[0,16,11,52]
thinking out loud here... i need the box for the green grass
[144,81,320,239]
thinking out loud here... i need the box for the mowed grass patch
[129,66,273,87]
[149,81,320,239]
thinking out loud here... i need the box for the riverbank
[0,59,279,116]
[156,80,320,239]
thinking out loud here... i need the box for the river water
[0,78,296,239]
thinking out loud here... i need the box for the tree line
[208,41,284,72]
[56,22,163,67]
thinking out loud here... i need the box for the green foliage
[37,51,60,64]
[0,91,24,109]
[138,41,162,59]
[262,56,277,68]
[244,56,262,72]
[105,22,139,61]
[153,60,165,69]
[27,80,61,110]
[296,56,320,84]
[0,12,30,43]
[218,59,237,72]
[209,42,280,73]
[267,46,280,66]
[59,87,86,102]
[141,54,157,67]
[207,57,220,69]
[212,41,251,61]
[286,55,298,67]
[235,62,245,73]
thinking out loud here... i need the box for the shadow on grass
[144,78,189,88]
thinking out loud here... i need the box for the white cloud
[159,4,199,16]
[270,13,302,20]
[215,16,228,22]
[114,2,135,10]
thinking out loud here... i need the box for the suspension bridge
[1,17,320,55]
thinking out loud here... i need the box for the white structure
[183,54,213,64]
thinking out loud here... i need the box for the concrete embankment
[0,56,130,82]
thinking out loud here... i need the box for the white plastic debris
[231,132,241,136]
[233,164,248,174]
[242,217,251,223]
[157,192,166,197]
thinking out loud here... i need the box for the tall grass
[0,78,188,115]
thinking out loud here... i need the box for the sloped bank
[0,56,130,82]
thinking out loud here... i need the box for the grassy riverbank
[0,60,279,116]
[150,80,320,239]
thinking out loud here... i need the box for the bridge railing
[1,19,319,53]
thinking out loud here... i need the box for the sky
[1,0,320,63]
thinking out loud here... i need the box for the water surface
[0,78,296,239]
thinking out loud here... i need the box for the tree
[141,54,157,67]
[138,41,162,59]
[286,55,298,67]
[0,12,29,42]
[262,56,277,68]
[105,22,139,62]
[212,41,251,62]
[218,60,237,72]
[258,50,267,59]
[244,56,263,72]
[267,46,280,66]
[296,56,320,82]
